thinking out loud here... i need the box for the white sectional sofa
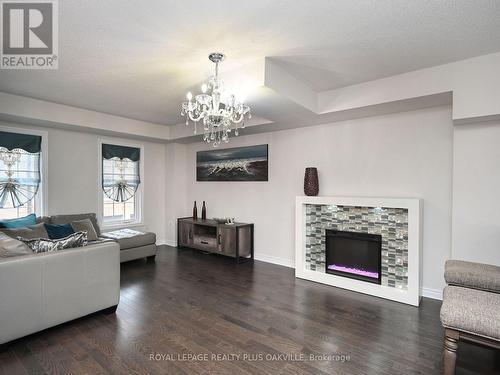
[0,241,120,346]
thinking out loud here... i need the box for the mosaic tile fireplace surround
[306,204,409,290]
[295,196,422,306]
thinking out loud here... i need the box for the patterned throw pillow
[18,231,88,254]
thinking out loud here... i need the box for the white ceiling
[1,0,500,125]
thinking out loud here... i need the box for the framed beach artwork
[196,144,268,181]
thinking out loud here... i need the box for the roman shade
[0,131,42,208]
[102,144,140,202]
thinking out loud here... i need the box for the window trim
[97,137,144,229]
[0,124,48,217]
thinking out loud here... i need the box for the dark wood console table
[177,217,254,263]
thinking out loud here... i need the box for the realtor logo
[1,0,58,69]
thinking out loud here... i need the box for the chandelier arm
[231,113,245,123]
[187,111,205,122]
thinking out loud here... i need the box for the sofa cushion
[0,233,32,258]
[19,231,88,253]
[50,213,101,236]
[0,222,49,239]
[91,237,115,245]
[102,231,156,250]
[0,214,36,228]
[440,286,500,341]
[71,219,98,241]
[445,260,500,293]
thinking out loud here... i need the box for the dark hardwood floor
[1,246,499,375]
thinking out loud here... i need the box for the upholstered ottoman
[440,260,500,375]
[441,286,500,341]
[101,229,157,263]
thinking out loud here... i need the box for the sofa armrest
[445,260,500,293]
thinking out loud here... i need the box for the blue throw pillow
[44,223,75,239]
[0,214,37,228]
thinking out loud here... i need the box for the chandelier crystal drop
[180,52,251,147]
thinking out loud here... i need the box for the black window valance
[0,131,42,153]
[102,144,140,161]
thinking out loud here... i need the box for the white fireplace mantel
[295,196,422,306]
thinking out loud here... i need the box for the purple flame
[328,264,379,279]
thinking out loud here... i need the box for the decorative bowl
[212,217,228,224]
[212,217,235,224]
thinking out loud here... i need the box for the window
[0,129,44,219]
[99,140,143,227]
[0,200,36,220]
[103,194,136,223]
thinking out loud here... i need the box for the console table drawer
[193,236,217,251]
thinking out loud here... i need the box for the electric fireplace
[325,229,382,284]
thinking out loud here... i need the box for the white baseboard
[254,254,294,268]
[158,240,177,247]
[420,287,443,301]
[157,242,295,267]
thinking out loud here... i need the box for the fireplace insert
[325,229,382,284]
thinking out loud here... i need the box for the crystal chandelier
[181,52,251,147]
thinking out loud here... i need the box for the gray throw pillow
[18,231,88,254]
[0,233,33,258]
[1,222,49,240]
[71,218,98,241]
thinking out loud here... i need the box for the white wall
[0,121,167,243]
[452,122,500,265]
[167,106,454,294]
[164,143,188,245]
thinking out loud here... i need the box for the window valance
[102,144,140,162]
[0,131,42,153]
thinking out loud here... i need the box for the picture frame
[196,144,269,182]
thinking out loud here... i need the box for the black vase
[304,167,319,196]
[201,201,207,220]
[193,201,198,220]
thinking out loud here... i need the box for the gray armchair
[440,260,500,375]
